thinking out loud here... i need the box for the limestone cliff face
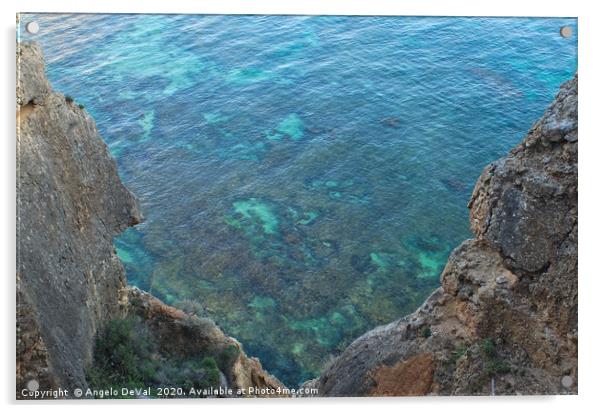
[307,75,578,396]
[16,43,282,398]
[17,42,142,394]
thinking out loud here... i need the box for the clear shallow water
[20,14,577,386]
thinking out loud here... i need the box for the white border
[1,0,585,17]
[2,1,601,412]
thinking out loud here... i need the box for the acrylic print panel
[16,13,577,399]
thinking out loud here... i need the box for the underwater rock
[231,198,279,235]
[305,75,578,396]
[266,113,304,141]
[440,177,468,193]
[350,254,376,274]
[379,117,401,128]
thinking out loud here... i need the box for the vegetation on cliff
[86,317,226,398]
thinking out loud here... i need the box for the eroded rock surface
[307,75,578,396]
[17,42,142,395]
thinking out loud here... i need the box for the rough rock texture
[17,42,142,395]
[306,75,577,396]
[17,42,283,398]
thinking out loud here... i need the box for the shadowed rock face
[17,42,142,394]
[16,43,283,398]
[307,75,578,396]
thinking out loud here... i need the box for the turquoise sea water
[20,14,577,386]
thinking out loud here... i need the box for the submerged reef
[125,191,447,385]
[118,157,453,385]
[304,75,578,396]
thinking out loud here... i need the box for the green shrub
[479,337,511,377]
[78,104,85,109]
[86,318,158,395]
[484,359,511,376]
[87,318,225,397]
[420,326,432,338]
[199,357,220,388]
[65,95,74,104]
[480,337,496,358]
[218,344,240,370]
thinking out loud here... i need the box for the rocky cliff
[17,42,142,394]
[305,75,578,396]
[16,42,282,398]
[16,40,577,398]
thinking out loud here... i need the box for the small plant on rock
[480,337,510,377]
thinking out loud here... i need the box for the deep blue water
[20,14,577,386]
